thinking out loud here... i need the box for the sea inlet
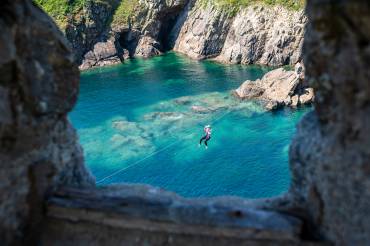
[70,52,310,198]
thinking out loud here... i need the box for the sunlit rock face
[289,0,370,244]
[169,2,306,66]
[214,5,305,66]
[0,1,94,244]
[234,66,314,110]
[172,2,233,60]
[61,0,306,69]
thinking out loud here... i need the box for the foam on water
[70,52,310,198]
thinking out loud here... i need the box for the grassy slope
[111,0,304,28]
[34,0,119,29]
[111,0,138,27]
[200,0,305,12]
[34,0,85,28]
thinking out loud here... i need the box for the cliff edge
[35,0,306,70]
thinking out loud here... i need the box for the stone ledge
[46,184,305,242]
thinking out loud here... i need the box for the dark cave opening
[117,30,140,57]
[158,9,183,51]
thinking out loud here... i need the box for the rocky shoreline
[35,0,311,109]
[39,0,306,70]
[234,63,314,110]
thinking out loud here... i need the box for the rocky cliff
[0,1,94,244]
[64,0,122,65]
[175,2,306,65]
[36,0,306,70]
[289,0,370,243]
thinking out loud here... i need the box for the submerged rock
[174,96,192,105]
[234,67,314,110]
[143,112,185,121]
[191,105,215,114]
[110,133,156,160]
[112,119,143,135]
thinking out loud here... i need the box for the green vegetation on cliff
[34,0,120,30]
[34,0,85,28]
[35,0,304,29]
[111,0,138,27]
[201,0,305,13]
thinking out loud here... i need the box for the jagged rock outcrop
[173,2,233,59]
[78,0,190,69]
[173,1,306,65]
[214,5,306,66]
[64,0,121,65]
[0,1,94,244]
[289,0,370,244]
[134,35,162,57]
[118,0,190,56]
[79,36,124,70]
[234,65,313,110]
[43,0,306,69]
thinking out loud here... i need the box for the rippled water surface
[70,52,310,198]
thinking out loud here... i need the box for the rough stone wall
[65,0,121,64]
[131,0,306,66]
[173,3,233,60]
[0,1,94,244]
[80,0,190,69]
[289,0,370,244]
[215,5,306,66]
[69,0,306,69]
[41,186,308,246]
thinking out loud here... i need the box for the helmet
[205,125,211,128]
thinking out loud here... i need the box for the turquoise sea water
[70,52,309,198]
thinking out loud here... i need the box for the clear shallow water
[70,52,310,198]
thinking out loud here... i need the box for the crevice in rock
[158,8,184,51]
[23,161,56,245]
[117,30,140,57]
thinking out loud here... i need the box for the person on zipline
[199,125,212,149]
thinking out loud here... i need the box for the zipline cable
[96,108,234,185]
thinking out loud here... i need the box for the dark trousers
[199,135,211,146]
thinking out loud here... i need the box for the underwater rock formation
[84,92,265,167]
[234,66,314,110]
